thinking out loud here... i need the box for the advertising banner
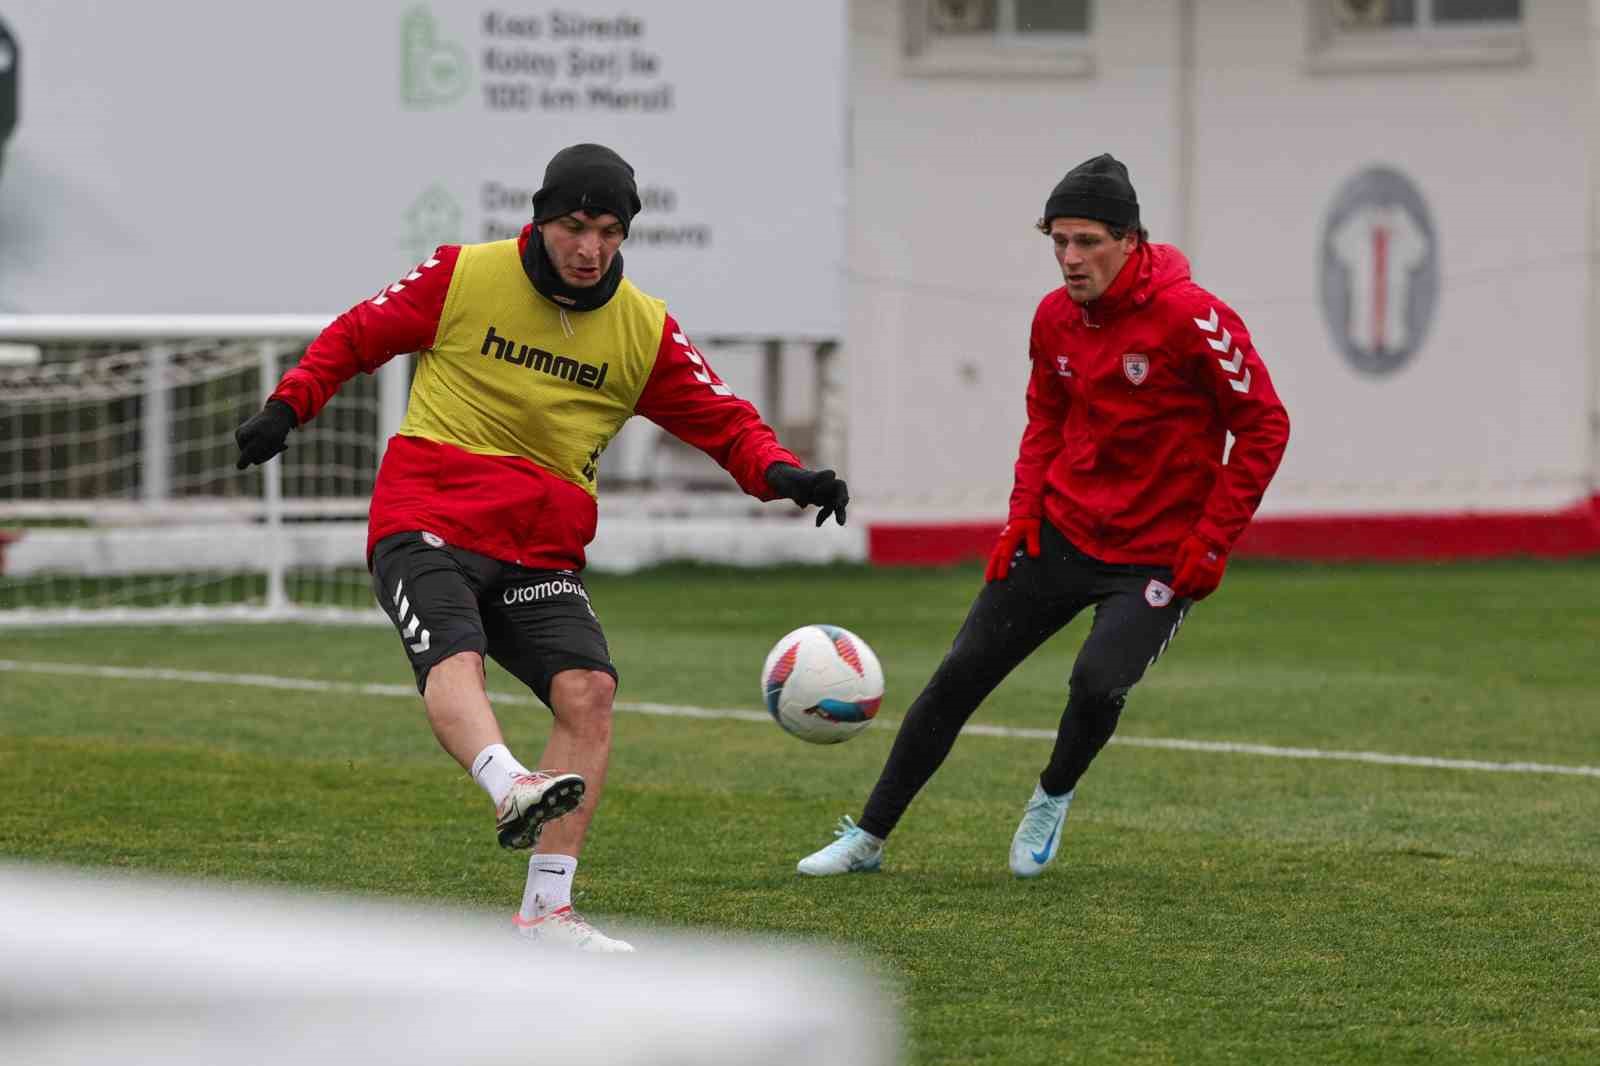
[0,3,845,336]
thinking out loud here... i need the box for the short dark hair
[1035,217,1150,244]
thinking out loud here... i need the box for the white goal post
[0,316,855,627]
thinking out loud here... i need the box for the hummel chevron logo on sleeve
[1193,306,1251,394]
[672,331,732,396]
[373,256,442,306]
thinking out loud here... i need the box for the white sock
[470,743,530,807]
[520,853,577,919]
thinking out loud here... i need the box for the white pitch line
[4,658,1599,780]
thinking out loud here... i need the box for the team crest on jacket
[1122,353,1150,385]
[1055,354,1072,377]
[1144,579,1174,608]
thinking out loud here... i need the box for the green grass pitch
[2,560,1598,1064]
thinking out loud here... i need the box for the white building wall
[847,0,1597,523]
[1190,0,1592,515]
[846,0,1179,521]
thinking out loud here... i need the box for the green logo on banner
[403,184,463,262]
[401,6,468,109]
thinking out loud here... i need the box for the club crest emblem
[1123,353,1150,385]
[1144,579,1174,608]
[1320,165,1438,376]
[1055,354,1073,377]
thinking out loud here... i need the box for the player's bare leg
[423,651,503,768]
[511,668,631,952]
[532,668,616,857]
[424,650,584,850]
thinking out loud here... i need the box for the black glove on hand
[766,462,849,527]
[234,399,298,470]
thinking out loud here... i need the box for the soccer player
[235,143,848,950]
[797,153,1289,878]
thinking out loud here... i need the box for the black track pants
[857,520,1190,840]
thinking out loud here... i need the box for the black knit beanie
[1042,153,1139,229]
[532,143,642,235]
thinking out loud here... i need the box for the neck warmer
[521,227,624,311]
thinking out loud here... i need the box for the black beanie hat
[532,143,643,235]
[1042,153,1139,229]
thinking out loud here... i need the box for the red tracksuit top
[1013,242,1290,564]
[269,226,801,571]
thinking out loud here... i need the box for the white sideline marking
[4,658,1599,780]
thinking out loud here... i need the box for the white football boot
[513,906,635,953]
[495,771,585,850]
[1008,783,1074,878]
[797,815,884,876]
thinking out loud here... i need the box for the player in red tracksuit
[235,144,848,950]
[799,153,1289,879]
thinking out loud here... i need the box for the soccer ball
[761,624,885,744]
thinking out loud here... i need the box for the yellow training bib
[397,239,666,496]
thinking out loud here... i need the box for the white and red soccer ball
[761,624,885,744]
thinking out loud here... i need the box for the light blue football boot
[797,815,884,876]
[1008,783,1074,878]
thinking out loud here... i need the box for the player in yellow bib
[236,144,848,951]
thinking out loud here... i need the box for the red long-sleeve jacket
[1012,242,1289,564]
[270,226,800,571]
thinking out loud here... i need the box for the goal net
[0,317,854,626]
[0,318,383,625]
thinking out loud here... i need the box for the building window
[904,0,1095,78]
[1311,0,1528,72]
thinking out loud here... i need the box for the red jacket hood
[1082,242,1192,321]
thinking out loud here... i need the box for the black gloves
[766,462,849,527]
[234,399,298,470]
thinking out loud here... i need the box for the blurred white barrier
[0,863,900,1066]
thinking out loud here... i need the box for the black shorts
[369,531,615,705]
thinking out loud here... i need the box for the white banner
[0,3,845,337]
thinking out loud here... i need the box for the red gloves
[984,518,1041,582]
[1171,532,1228,600]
